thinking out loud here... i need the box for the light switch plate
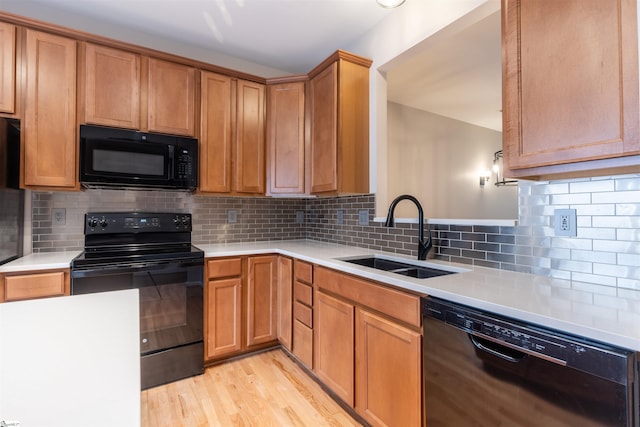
[337,210,344,225]
[295,211,304,224]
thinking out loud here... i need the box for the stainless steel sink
[340,256,456,279]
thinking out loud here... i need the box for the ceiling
[386,10,502,131]
[1,0,395,75]
[0,0,502,131]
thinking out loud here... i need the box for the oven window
[93,149,165,176]
[140,283,187,333]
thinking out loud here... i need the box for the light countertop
[4,240,640,351]
[0,289,140,427]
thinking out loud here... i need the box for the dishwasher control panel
[422,297,635,384]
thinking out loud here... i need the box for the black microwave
[79,125,198,191]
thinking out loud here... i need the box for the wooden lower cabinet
[206,276,242,358]
[314,266,423,427]
[276,256,293,350]
[205,255,278,363]
[315,291,355,405]
[292,259,314,368]
[356,308,422,427]
[1,269,70,302]
[246,255,277,347]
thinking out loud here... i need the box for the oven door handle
[71,259,202,278]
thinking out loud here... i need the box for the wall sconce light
[479,170,491,187]
[493,150,518,186]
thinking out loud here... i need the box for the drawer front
[294,300,313,328]
[4,271,66,301]
[292,319,313,368]
[207,257,242,279]
[294,280,313,306]
[315,266,421,328]
[294,259,313,284]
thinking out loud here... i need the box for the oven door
[71,259,203,355]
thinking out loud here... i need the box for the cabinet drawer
[207,258,242,279]
[293,280,312,306]
[4,271,66,301]
[294,259,313,284]
[292,319,313,368]
[294,300,312,328]
[315,266,421,328]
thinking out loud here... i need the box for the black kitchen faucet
[385,194,432,260]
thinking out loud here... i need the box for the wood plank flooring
[141,349,363,427]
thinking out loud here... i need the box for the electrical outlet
[295,211,304,224]
[554,209,576,237]
[337,210,344,225]
[52,208,66,225]
[227,209,237,223]
[358,210,369,226]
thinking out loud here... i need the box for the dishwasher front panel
[423,297,638,427]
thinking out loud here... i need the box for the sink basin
[340,256,456,279]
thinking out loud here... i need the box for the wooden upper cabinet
[0,22,16,115]
[309,51,371,195]
[199,73,265,195]
[502,0,640,179]
[267,80,306,195]
[146,57,196,137]
[23,29,77,189]
[200,71,233,193]
[235,79,266,194]
[79,43,140,129]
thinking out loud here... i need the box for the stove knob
[182,216,190,226]
[173,216,181,226]
[88,217,98,228]
[99,218,109,228]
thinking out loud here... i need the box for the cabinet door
[206,277,242,359]
[81,43,140,129]
[1,270,69,302]
[246,255,277,347]
[147,57,195,136]
[314,290,354,406]
[309,62,338,194]
[267,81,305,194]
[200,71,232,192]
[276,256,293,350]
[0,22,16,114]
[23,29,77,189]
[356,309,421,427]
[502,0,640,176]
[235,79,266,194]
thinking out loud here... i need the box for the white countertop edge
[199,240,640,351]
[0,251,81,272]
[5,241,639,351]
[373,217,518,227]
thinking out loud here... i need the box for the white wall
[344,0,501,217]
[387,102,517,219]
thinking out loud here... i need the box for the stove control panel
[85,212,192,233]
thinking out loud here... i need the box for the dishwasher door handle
[469,332,568,366]
[469,334,527,363]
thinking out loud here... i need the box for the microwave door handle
[168,146,174,179]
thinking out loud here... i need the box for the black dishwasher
[422,297,638,427]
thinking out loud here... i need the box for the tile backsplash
[31,172,640,290]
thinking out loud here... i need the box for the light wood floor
[141,349,363,427]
